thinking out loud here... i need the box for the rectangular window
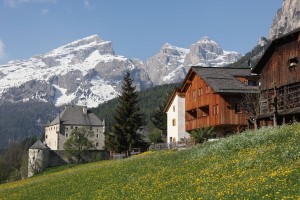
[213,104,219,115]
[206,86,210,94]
[187,92,190,100]
[96,134,99,138]
[235,104,241,113]
[173,106,175,112]
[71,126,74,129]
[200,106,209,117]
[288,57,298,68]
[199,88,203,96]
[192,90,196,98]
[172,119,176,126]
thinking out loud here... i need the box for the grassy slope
[1,124,300,199]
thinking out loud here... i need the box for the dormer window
[288,57,298,68]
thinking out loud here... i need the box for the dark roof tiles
[29,140,49,149]
[49,105,104,126]
[191,66,259,94]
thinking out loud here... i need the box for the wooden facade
[180,67,259,136]
[252,28,300,125]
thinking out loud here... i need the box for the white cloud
[0,39,5,60]
[83,0,94,11]
[4,0,56,7]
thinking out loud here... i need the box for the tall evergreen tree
[150,104,167,137]
[112,72,145,156]
[150,91,171,141]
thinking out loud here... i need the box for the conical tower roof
[29,140,49,149]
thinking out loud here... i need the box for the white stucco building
[44,105,105,150]
[164,89,190,144]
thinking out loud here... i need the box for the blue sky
[0,0,282,64]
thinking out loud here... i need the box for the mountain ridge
[0,35,240,107]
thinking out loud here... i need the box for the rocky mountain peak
[269,0,300,40]
[159,43,189,56]
[197,36,216,44]
[47,35,115,59]
[257,37,268,47]
[184,37,240,67]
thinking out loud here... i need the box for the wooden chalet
[181,66,259,136]
[252,28,300,125]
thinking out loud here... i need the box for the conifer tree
[112,72,145,156]
[150,104,167,137]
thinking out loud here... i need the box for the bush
[190,127,214,144]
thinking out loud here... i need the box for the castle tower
[28,140,50,178]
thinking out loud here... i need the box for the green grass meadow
[1,124,300,199]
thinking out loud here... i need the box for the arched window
[172,119,176,126]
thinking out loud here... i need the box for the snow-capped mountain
[0,35,152,107]
[142,37,241,85]
[141,43,189,85]
[184,36,241,67]
[0,35,240,107]
[269,0,300,40]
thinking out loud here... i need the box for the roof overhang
[164,89,185,113]
[252,28,300,74]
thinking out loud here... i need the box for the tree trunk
[273,113,278,127]
[254,119,258,130]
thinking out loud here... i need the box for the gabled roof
[29,140,49,149]
[181,66,259,94]
[48,105,104,126]
[164,89,185,113]
[252,27,300,74]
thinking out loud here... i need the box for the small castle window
[71,126,74,129]
[66,127,68,131]
[173,106,175,112]
[97,129,98,132]
[172,119,176,126]
[45,135,48,139]
[66,133,69,137]
[96,134,99,138]
[96,142,99,147]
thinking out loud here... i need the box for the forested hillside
[92,83,180,133]
[0,102,60,149]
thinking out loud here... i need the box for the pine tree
[112,72,146,156]
[150,104,167,138]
